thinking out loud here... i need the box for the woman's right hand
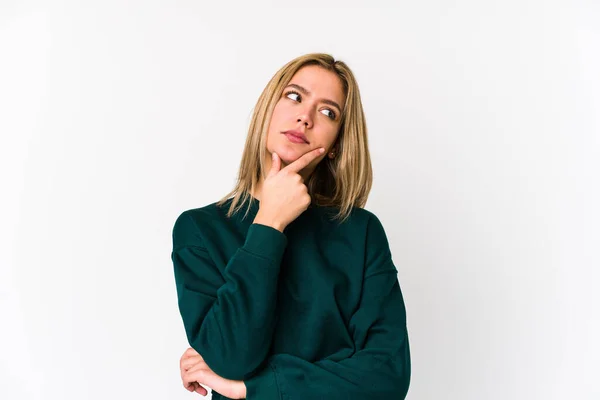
[253,147,325,232]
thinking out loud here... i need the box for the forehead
[288,65,345,104]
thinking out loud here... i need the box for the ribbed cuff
[244,362,280,399]
[243,223,288,262]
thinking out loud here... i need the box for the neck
[250,180,263,201]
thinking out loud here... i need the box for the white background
[1,1,598,399]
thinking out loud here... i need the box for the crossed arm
[172,211,411,399]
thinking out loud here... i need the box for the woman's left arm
[180,263,409,400]
[243,213,411,400]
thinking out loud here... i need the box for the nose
[296,108,313,129]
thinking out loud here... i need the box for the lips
[282,130,309,144]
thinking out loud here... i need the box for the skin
[253,64,346,198]
[180,348,245,398]
[179,64,346,397]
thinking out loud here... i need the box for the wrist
[238,381,247,399]
[253,212,285,232]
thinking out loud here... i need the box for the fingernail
[272,152,277,160]
[319,148,325,153]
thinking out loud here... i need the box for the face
[265,65,345,177]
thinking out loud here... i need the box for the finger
[193,382,208,396]
[182,355,204,371]
[183,369,206,389]
[184,381,195,392]
[182,362,206,386]
[187,362,208,374]
[180,348,201,369]
[184,381,208,397]
[282,147,325,174]
[190,382,208,396]
[181,359,205,386]
[183,374,197,391]
[267,151,281,177]
[183,369,207,392]
[184,347,200,358]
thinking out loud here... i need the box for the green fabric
[171,197,410,399]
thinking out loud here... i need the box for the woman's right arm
[171,210,287,382]
[172,148,325,382]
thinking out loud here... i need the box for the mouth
[282,130,309,144]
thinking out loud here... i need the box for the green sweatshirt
[171,196,410,399]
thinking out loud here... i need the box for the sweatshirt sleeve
[171,210,288,381]
[243,212,411,399]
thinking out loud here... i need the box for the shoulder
[313,205,389,250]
[317,205,393,270]
[172,199,230,248]
[338,206,391,248]
[352,208,395,272]
[353,206,384,227]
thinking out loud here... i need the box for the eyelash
[284,90,337,120]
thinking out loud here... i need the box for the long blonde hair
[217,53,373,223]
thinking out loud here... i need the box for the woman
[171,53,411,399]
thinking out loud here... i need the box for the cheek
[317,129,340,149]
[268,104,286,132]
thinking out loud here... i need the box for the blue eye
[284,90,336,121]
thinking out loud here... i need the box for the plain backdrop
[1,1,598,399]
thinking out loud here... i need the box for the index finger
[282,147,325,174]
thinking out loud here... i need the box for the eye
[284,90,337,121]
[285,90,301,101]
[321,109,336,120]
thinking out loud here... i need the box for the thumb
[268,152,281,177]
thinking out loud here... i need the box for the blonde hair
[217,53,373,224]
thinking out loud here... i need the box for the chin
[276,152,295,165]
[275,146,303,163]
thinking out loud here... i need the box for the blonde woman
[171,53,411,399]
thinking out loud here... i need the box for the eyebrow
[285,83,343,114]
